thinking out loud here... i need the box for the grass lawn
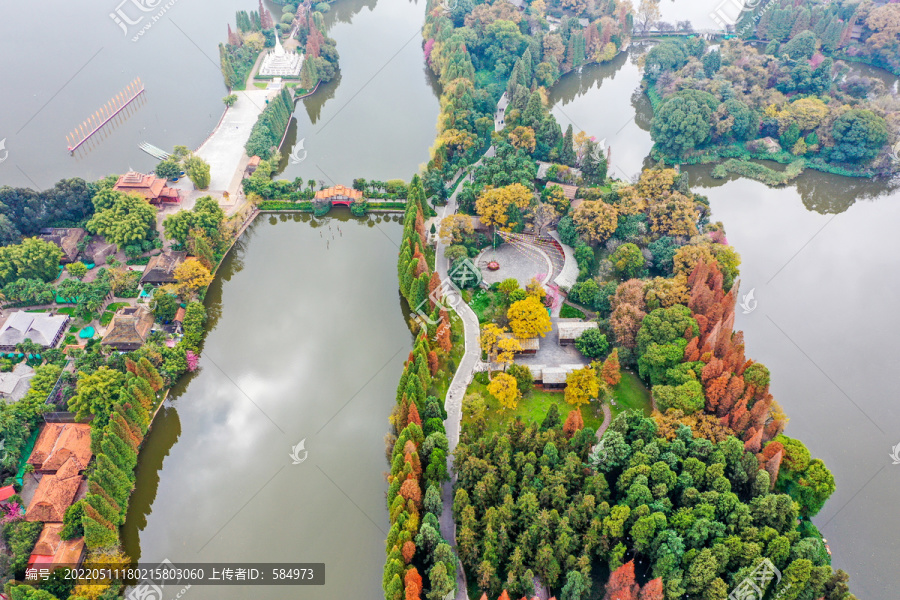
[106,302,129,312]
[57,307,77,316]
[560,304,586,319]
[464,368,652,434]
[610,370,653,420]
[468,288,506,324]
[99,312,115,327]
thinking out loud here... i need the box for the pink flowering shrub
[1,501,24,523]
[424,39,435,65]
[186,350,199,372]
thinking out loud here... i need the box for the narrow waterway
[277,0,440,183]
[122,212,411,599]
[548,38,900,596]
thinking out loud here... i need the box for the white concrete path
[436,94,508,600]
[170,88,276,211]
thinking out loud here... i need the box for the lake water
[2,0,898,596]
[548,25,900,595]
[0,0,437,189]
[121,211,412,599]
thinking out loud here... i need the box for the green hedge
[259,201,313,211]
[711,159,806,186]
[245,89,294,160]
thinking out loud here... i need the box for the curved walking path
[596,403,613,440]
[435,93,509,600]
[437,176,480,600]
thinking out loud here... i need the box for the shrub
[61,499,86,540]
[506,363,534,395]
[3,520,44,575]
[575,328,609,359]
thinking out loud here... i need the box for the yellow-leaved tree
[507,296,552,339]
[496,336,522,370]
[506,296,553,339]
[481,324,506,361]
[572,200,618,244]
[439,214,474,244]
[488,372,520,410]
[166,257,213,300]
[565,365,599,407]
[475,183,533,230]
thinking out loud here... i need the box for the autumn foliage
[563,409,585,438]
[603,561,664,600]
[601,348,621,386]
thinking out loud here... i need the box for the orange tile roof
[26,466,82,523]
[558,184,578,201]
[29,523,85,567]
[113,171,175,202]
[27,424,92,474]
[314,185,363,200]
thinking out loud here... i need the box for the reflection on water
[548,42,900,595]
[549,46,900,215]
[685,164,900,215]
[277,0,439,184]
[121,214,412,600]
[548,47,654,179]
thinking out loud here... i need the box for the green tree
[152,289,179,322]
[154,159,182,180]
[65,261,88,279]
[86,191,156,249]
[68,367,126,423]
[575,328,609,359]
[184,155,212,189]
[650,90,717,157]
[830,109,889,164]
[0,238,64,284]
[611,243,646,279]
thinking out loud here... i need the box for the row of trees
[385,175,456,600]
[737,0,900,76]
[245,89,295,160]
[77,358,162,549]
